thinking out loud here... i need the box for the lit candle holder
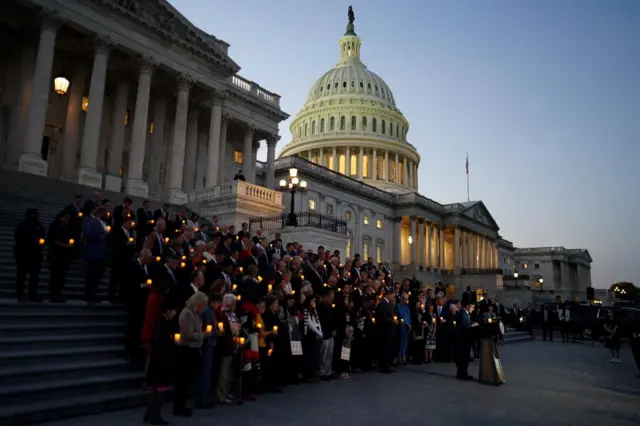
[337,288,342,292]
[194,227,199,232]
[202,259,207,264]
[232,284,238,291]
[440,316,444,322]
[173,333,180,344]
[268,348,273,356]
[488,318,493,324]
[182,255,186,260]
[206,325,212,333]
[401,318,404,323]
[131,222,135,227]
[146,279,152,285]
[331,303,336,308]
[235,235,239,240]
[239,267,244,273]
[38,238,45,245]
[300,274,305,280]
[257,323,263,329]
[238,337,245,345]
[217,322,224,332]
[180,262,186,268]
[69,238,75,245]
[156,256,161,262]
[236,295,242,301]
[128,237,134,243]
[420,303,425,309]
[372,318,376,324]
[267,284,273,292]
[291,290,296,295]
[453,320,457,326]
[150,219,155,224]
[78,212,83,218]
[257,275,263,283]
[393,315,398,321]
[164,237,169,243]
[273,326,278,333]
[106,225,111,232]
[323,283,328,287]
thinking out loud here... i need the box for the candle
[236,295,242,301]
[300,274,305,280]
[420,303,425,309]
[239,267,244,273]
[164,237,169,243]
[331,303,336,308]
[337,288,342,292]
[202,259,207,264]
[257,323,263,329]
[146,279,152,285]
[393,315,398,321]
[291,290,296,295]
[106,225,111,232]
[453,320,457,326]
[235,235,239,240]
[267,284,273,292]
[257,275,263,283]
[323,283,328,287]
[38,238,45,245]
[206,325,212,333]
[131,222,135,227]
[401,318,404,323]
[488,318,493,324]
[127,213,131,218]
[238,337,245,345]
[217,322,224,332]
[128,237,134,243]
[273,326,278,332]
[156,256,161,262]
[268,348,273,356]
[372,318,376,324]
[173,333,180,344]
[150,219,155,224]
[232,284,238,291]
[440,316,444,322]
[182,255,186,260]
[182,220,186,224]
[194,227,199,232]
[78,212,83,218]
[68,238,75,245]
[180,262,186,268]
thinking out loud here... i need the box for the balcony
[189,181,283,229]
[228,75,281,108]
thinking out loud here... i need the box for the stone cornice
[280,138,420,164]
[292,104,410,129]
[82,0,240,74]
[225,89,289,121]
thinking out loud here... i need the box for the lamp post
[514,272,519,288]
[54,74,70,95]
[539,277,544,291]
[278,168,307,227]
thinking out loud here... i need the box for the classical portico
[0,0,288,204]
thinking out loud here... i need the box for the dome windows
[372,118,377,132]
[389,121,393,136]
[351,116,357,131]
[330,117,335,131]
[359,82,364,88]
[367,83,371,90]
[334,82,338,89]
[320,86,323,93]
[340,116,346,131]
[311,120,316,135]
[362,116,367,130]
[304,123,308,137]
[343,81,347,88]
[351,81,355,88]
[375,85,378,91]
[326,84,330,90]
[381,120,386,135]
[320,118,325,132]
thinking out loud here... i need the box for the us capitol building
[0,0,592,300]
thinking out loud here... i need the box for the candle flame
[156,256,161,262]
[206,325,212,332]
[38,238,45,245]
[173,333,180,343]
[146,279,152,285]
[69,239,75,245]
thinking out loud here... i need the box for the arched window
[320,118,325,132]
[396,124,399,138]
[311,120,316,134]
[381,120,386,135]
[359,82,364,88]
[362,116,367,130]
[304,123,308,137]
[342,81,347,88]
[330,117,335,131]
[389,121,393,136]
[340,116,346,130]
[372,118,377,132]
[351,116,357,130]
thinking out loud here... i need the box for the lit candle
[238,337,245,345]
[337,288,342,292]
[131,222,135,227]
[323,283,328,287]
[218,322,224,332]
[453,320,457,326]
[202,259,207,264]
[273,326,278,332]
[180,262,186,268]
[488,318,493,324]
[146,279,152,285]
[291,290,296,295]
[257,323,263,329]
[182,255,186,260]
[268,348,273,356]
[156,256,161,262]
[128,237,134,243]
[268,284,273,292]
[236,295,242,301]
[331,303,336,308]
[173,333,180,344]
[38,238,45,245]
[194,227,199,232]
[393,315,398,321]
[401,318,404,323]
[235,235,239,240]
[106,225,111,232]
[372,318,376,324]
[440,316,444,322]
[300,274,305,280]
[232,284,238,291]
[420,304,425,309]
[150,219,155,224]
[78,212,83,218]
[68,238,75,245]
[164,237,169,243]
[206,325,212,332]
[257,275,263,283]
[239,267,244,273]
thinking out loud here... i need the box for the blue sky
[169,0,640,288]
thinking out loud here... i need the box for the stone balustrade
[228,75,281,107]
[190,180,282,206]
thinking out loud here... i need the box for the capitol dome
[279,15,420,194]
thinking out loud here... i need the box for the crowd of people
[13,193,506,425]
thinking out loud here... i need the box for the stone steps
[503,329,534,344]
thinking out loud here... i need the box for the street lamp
[278,168,307,227]
[514,272,519,288]
[54,74,70,95]
[538,277,544,291]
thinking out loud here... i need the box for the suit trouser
[542,322,554,341]
[16,257,41,298]
[215,356,233,402]
[49,257,71,300]
[196,344,215,404]
[108,260,127,300]
[174,346,198,411]
[84,258,106,301]
[456,342,471,378]
[319,337,334,376]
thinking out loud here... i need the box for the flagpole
[466,153,470,202]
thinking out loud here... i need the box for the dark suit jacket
[111,227,135,265]
[128,259,151,307]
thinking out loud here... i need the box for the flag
[465,154,469,175]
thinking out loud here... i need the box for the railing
[249,211,348,234]
[228,75,281,108]
[190,180,282,205]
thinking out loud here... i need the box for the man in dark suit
[135,200,154,248]
[153,203,170,223]
[434,296,452,362]
[125,248,152,364]
[108,218,136,303]
[239,264,260,304]
[462,286,476,305]
[375,289,397,374]
[455,301,476,381]
[83,206,109,304]
[112,197,134,229]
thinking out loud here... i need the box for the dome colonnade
[279,18,420,193]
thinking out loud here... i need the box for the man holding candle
[455,301,476,381]
[375,289,397,374]
[14,208,46,302]
[124,248,152,364]
[82,205,109,304]
[108,219,136,304]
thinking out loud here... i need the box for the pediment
[460,202,499,230]
[96,0,240,72]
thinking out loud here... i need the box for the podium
[478,338,505,386]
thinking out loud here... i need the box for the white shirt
[190,283,199,294]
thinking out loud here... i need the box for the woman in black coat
[144,300,177,425]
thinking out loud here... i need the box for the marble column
[167,75,192,204]
[77,37,111,188]
[439,227,445,270]
[331,146,337,171]
[182,107,200,193]
[357,147,363,179]
[319,149,325,168]
[265,135,278,188]
[372,149,377,180]
[393,218,402,265]
[104,81,129,191]
[241,125,255,183]
[419,219,425,265]
[6,44,35,169]
[195,131,207,189]
[205,92,224,187]
[146,98,167,197]
[426,222,432,267]
[472,233,477,270]
[384,150,389,181]
[125,57,156,197]
[345,147,351,176]
[217,114,229,183]
[394,153,399,183]
[410,216,417,264]
[250,141,259,183]
[454,228,461,271]
[414,163,419,190]
[20,15,59,176]
[403,157,409,186]
[60,66,87,181]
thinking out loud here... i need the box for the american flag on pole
[465,154,469,175]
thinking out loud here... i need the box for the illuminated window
[391,161,396,182]
[308,199,316,210]
[363,243,369,260]
[81,97,89,112]
[344,211,352,220]
[363,215,370,225]
[350,154,357,176]
[523,263,528,269]
[376,219,383,229]
[362,155,369,178]
[327,204,333,215]
[338,154,346,173]
[233,150,244,164]
[148,120,155,135]
[376,246,382,264]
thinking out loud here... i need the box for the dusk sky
[170,0,640,288]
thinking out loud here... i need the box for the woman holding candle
[261,296,283,393]
[144,299,177,425]
[173,291,209,417]
[46,210,74,303]
[396,292,412,365]
[424,305,437,363]
[410,298,426,365]
[215,294,239,404]
[301,297,323,383]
